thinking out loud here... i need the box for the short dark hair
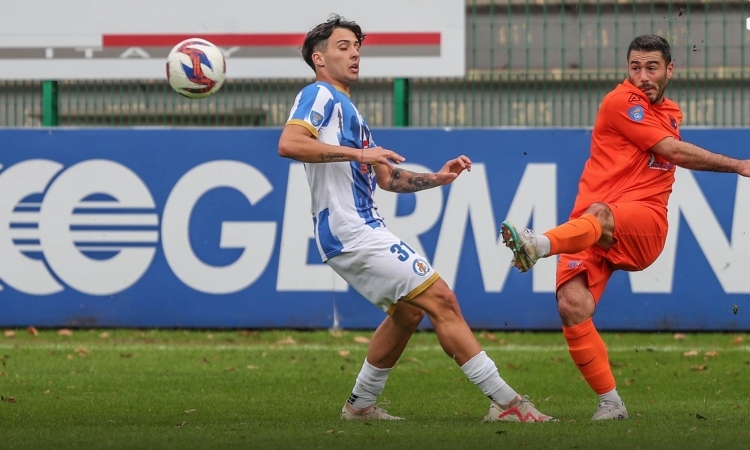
[302,14,366,72]
[627,35,672,64]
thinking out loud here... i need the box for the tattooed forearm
[319,152,347,162]
[387,168,440,193]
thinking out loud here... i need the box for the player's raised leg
[502,210,604,272]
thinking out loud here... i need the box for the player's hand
[738,160,750,178]
[434,155,472,185]
[362,146,405,167]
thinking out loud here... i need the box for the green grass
[1,329,749,450]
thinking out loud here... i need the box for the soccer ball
[166,38,226,99]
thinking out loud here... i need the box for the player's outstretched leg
[501,221,540,272]
[409,279,556,422]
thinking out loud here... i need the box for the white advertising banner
[0,0,465,80]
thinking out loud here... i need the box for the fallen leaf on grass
[732,336,744,345]
[57,329,73,336]
[690,365,708,371]
[704,351,719,358]
[480,332,496,340]
[176,421,188,428]
[246,365,258,370]
[99,332,110,339]
[495,430,507,435]
[696,413,707,420]
[184,409,197,414]
[325,430,335,434]
[1,396,17,403]
[27,326,39,336]
[3,330,16,338]
[353,336,370,344]
[682,350,699,357]
[338,350,351,357]
[673,333,687,340]
[328,329,343,338]
[275,336,296,345]
[75,347,91,357]
[224,367,235,372]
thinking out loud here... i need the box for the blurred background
[3,0,749,129]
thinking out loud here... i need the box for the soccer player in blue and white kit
[278,14,555,423]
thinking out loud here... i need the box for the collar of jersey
[331,84,351,97]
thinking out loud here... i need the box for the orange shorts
[556,202,668,303]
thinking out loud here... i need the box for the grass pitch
[0,328,748,450]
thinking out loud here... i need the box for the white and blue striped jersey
[286,81,385,262]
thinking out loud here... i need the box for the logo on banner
[0,159,276,296]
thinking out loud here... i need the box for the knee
[585,203,613,229]
[586,202,610,219]
[427,287,462,321]
[556,292,577,323]
[556,290,594,326]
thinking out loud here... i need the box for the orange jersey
[570,79,683,220]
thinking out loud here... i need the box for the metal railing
[1,0,748,127]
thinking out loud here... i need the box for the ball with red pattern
[166,38,226,99]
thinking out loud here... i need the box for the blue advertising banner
[0,128,748,331]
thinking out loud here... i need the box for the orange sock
[543,213,601,255]
[562,318,615,394]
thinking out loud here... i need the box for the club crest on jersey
[669,115,678,130]
[412,258,431,277]
[628,105,644,122]
[310,111,324,127]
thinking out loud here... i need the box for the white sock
[536,234,551,258]
[598,388,623,405]
[460,351,518,406]
[347,358,392,410]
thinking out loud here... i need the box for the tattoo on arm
[387,168,440,193]
[319,152,347,162]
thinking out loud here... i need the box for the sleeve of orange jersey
[601,93,675,152]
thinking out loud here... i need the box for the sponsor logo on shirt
[628,105,644,122]
[310,111,324,127]
[647,153,675,171]
[628,94,641,103]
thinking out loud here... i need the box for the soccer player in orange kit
[500,34,750,420]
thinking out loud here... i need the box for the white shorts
[326,227,440,313]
